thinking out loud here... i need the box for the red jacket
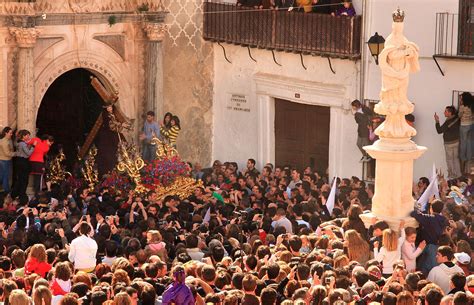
[28,138,50,163]
[25,257,52,278]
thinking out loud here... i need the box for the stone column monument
[10,26,40,134]
[360,9,426,230]
[143,22,166,118]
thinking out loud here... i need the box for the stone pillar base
[360,212,418,231]
[363,141,427,230]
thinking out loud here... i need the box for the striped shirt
[160,126,180,146]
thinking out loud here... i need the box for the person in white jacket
[68,221,98,272]
[374,220,405,277]
[401,227,426,272]
[427,246,464,294]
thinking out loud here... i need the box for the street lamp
[367,32,385,65]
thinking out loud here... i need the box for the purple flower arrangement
[100,171,133,194]
[141,156,190,191]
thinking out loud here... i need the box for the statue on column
[374,8,420,141]
[361,8,427,230]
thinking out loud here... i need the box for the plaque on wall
[228,94,250,113]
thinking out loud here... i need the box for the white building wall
[364,0,474,178]
[212,44,363,178]
[212,0,474,179]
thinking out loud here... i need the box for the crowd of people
[0,132,472,305]
[235,0,356,16]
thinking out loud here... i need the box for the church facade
[0,0,214,168]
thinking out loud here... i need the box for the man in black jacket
[410,199,448,276]
[435,106,461,179]
[351,100,372,162]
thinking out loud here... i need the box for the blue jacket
[410,210,448,245]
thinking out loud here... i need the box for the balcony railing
[203,2,362,60]
[434,12,474,58]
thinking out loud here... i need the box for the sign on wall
[228,94,250,112]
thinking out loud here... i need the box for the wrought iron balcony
[432,9,474,76]
[203,2,362,60]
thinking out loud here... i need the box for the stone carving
[0,3,35,15]
[68,0,98,13]
[143,23,167,41]
[0,0,166,14]
[93,35,126,60]
[0,0,164,14]
[7,50,18,128]
[139,0,165,11]
[374,8,420,140]
[9,27,41,48]
[136,25,147,131]
[34,37,64,59]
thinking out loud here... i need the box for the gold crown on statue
[392,8,405,22]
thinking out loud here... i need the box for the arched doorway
[36,68,104,169]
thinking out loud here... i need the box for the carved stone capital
[9,27,41,48]
[143,23,166,42]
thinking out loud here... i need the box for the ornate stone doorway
[36,68,104,169]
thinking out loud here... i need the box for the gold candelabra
[116,141,146,193]
[47,149,71,185]
[155,176,203,200]
[150,134,178,159]
[81,146,99,191]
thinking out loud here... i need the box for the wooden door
[275,99,330,172]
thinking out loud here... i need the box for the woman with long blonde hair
[374,221,406,277]
[344,229,370,265]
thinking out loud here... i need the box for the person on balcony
[312,0,332,14]
[295,0,313,13]
[237,0,264,9]
[275,0,294,10]
[458,92,474,174]
[434,106,461,179]
[332,0,356,16]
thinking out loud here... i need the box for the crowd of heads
[0,156,471,305]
